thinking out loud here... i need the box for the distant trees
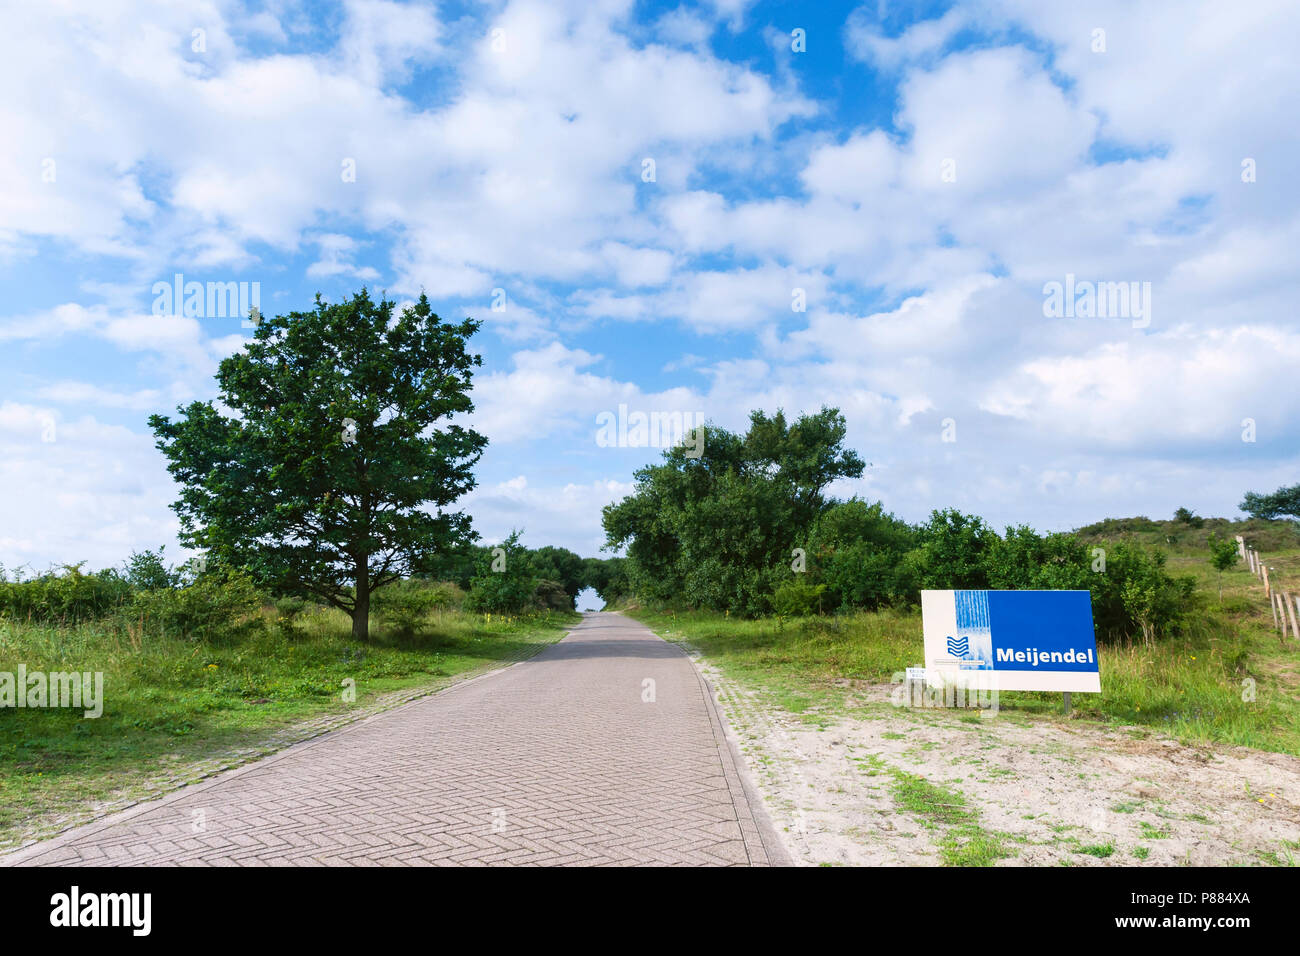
[602,408,865,616]
[463,532,538,614]
[600,405,1198,642]
[1241,483,1300,521]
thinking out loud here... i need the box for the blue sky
[2,0,1299,572]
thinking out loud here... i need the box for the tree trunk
[352,562,370,642]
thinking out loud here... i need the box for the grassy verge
[629,554,1299,754]
[0,605,576,850]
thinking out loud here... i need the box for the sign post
[921,590,1101,709]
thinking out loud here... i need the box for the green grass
[868,757,1011,866]
[1075,842,1116,858]
[630,548,1300,754]
[0,604,576,850]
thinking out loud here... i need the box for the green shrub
[124,547,176,590]
[465,531,538,613]
[0,564,133,624]
[129,569,266,642]
[372,578,463,634]
[533,578,573,612]
[771,580,826,617]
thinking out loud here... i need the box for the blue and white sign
[921,590,1101,693]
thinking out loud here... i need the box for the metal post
[1063,692,1071,715]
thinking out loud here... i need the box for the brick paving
[2,613,785,867]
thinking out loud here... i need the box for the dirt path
[697,657,1300,866]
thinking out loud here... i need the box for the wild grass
[631,550,1300,754]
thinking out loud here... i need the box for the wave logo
[946,635,971,659]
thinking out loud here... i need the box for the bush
[124,547,176,591]
[129,569,266,642]
[771,580,826,617]
[533,579,573,612]
[0,564,133,624]
[784,514,1194,643]
[1088,543,1194,643]
[914,509,997,590]
[372,579,463,634]
[803,499,917,611]
[464,531,537,613]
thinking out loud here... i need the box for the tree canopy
[1240,483,1300,521]
[602,407,865,615]
[149,290,487,640]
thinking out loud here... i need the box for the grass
[1075,842,1116,858]
[862,755,1011,866]
[630,544,1300,754]
[0,603,576,850]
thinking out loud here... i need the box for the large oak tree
[150,290,488,641]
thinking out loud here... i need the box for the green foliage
[533,579,573,612]
[602,402,1196,642]
[1207,532,1240,574]
[771,580,826,617]
[529,546,585,603]
[129,568,266,643]
[1241,483,1300,521]
[803,499,917,611]
[1174,507,1204,527]
[125,547,176,591]
[602,406,865,615]
[371,579,463,635]
[0,564,133,625]
[149,290,488,640]
[579,556,629,606]
[912,509,996,590]
[464,531,538,613]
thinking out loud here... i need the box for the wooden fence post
[1284,591,1300,642]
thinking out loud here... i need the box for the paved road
[4,613,784,866]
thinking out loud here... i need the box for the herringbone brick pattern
[3,613,779,866]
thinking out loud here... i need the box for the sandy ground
[695,657,1300,866]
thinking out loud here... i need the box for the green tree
[1241,483,1300,520]
[530,546,585,606]
[124,546,175,591]
[1207,531,1239,600]
[464,531,537,613]
[149,290,487,641]
[602,407,865,615]
[580,556,628,606]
